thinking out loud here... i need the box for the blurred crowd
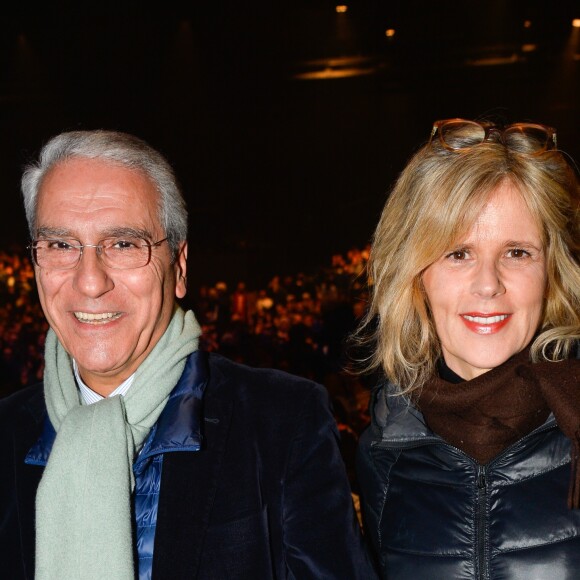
[0,250,48,398]
[0,245,376,489]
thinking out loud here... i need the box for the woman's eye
[446,250,468,260]
[507,248,530,259]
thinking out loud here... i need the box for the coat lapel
[152,395,233,580]
[15,462,43,578]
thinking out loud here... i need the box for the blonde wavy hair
[355,121,580,395]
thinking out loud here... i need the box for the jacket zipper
[371,420,560,578]
[476,465,488,580]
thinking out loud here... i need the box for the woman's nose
[470,259,506,299]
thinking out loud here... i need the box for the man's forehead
[36,158,162,233]
[38,157,158,199]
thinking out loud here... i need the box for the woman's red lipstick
[460,313,511,335]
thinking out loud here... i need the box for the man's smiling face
[34,157,187,394]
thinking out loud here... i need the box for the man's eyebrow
[102,227,154,240]
[36,227,73,238]
[35,226,155,241]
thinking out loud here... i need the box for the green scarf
[36,307,201,580]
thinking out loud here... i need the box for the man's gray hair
[21,130,188,255]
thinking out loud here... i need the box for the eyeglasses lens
[503,125,551,155]
[439,121,486,151]
[33,241,79,270]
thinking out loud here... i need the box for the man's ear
[174,241,188,299]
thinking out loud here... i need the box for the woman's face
[422,181,547,380]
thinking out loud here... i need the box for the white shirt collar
[73,360,135,405]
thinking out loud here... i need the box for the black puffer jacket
[357,383,580,580]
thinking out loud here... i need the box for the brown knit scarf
[417,348,580,508]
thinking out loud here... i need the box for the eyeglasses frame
[28,237,169,271]
[429,118,558,155]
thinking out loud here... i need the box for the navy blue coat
[357,382,580,580]
[0,352,377,579]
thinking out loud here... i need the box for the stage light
[521,44,537,53]
[336,5,348,13]
[385,29,396,38]
[572,19,580,28]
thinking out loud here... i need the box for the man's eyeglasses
[29,237,168,270]
[429,118,557,155]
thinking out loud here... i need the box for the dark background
[1,0,578,288]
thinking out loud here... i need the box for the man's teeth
[463,314,508,324]
[74,312,120,322]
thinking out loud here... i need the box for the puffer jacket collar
[371,382,439,445]
[25,350,209,468]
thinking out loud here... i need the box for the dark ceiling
[1,0,579,286]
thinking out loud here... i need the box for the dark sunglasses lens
[439,121,486,150]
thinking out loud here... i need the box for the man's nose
[71,246,114,298]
